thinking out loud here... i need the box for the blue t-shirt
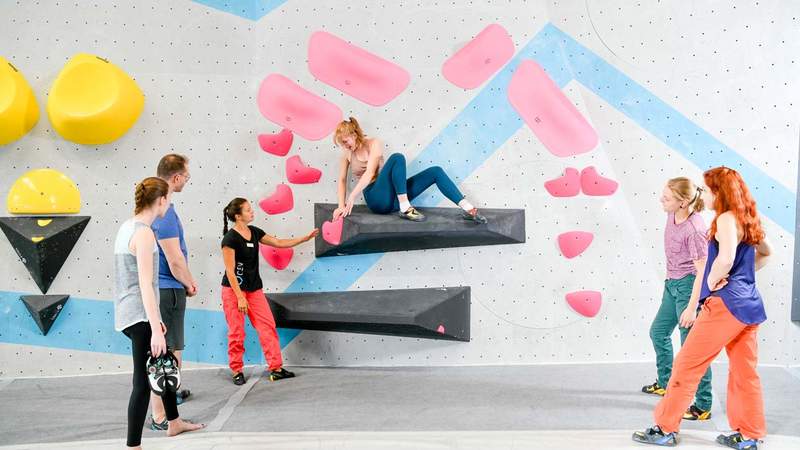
[151,204,188,289]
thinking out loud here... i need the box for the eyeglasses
[178,173,191,181]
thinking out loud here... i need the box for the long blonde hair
[333,117,366,150]
[667,177,705,213]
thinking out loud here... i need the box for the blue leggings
[363,153,465,213]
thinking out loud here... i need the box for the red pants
[221,287,283,373]
[654,296,765,439]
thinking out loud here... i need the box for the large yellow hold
[0,57,40,146]
[7,169,81,214]
[47,53,144,145]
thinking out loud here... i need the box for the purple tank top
[698,240,766,325]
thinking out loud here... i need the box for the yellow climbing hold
[47,53,144,145]
[0,57,40,146]
[31,236,44,243]
[37,219,53,227]
[7,169,81,214]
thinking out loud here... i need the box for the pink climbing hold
[565,290,602,318]
[258,184,294,215]
[442,23,515,89]
[285,155,322,184]
[507,60,598,157]
[436,324,446,334]
[544,167,581,197]
[257,74,343,141]
[580,166,619,196]
[322,217,344,246]
[308,31,410,106]
[260,245,294,270]
[557,231,594,259]
[258,129,293,157]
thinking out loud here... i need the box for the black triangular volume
[0,216,90,294]
[267,286,471,342]
[20,294,70,335]
[313,203,525,257]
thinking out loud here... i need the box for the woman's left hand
[343,199,355,217]
[305,228,320,241]
[709,276,728,291]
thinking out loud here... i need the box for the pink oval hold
[557,231,594,259]
[508,60,598,157]
[442,24,514,89]
[544,167,581,197]
[286,155,322,184]
[260,245,294,270]
[566,290,602,318]
[580,166,619,196]
[258,129,293,157]
[259,184,294,215]
[322,217,344,246]
[257,74,343,141]
[308,31,410,106]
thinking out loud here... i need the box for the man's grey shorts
[159,288,186,351]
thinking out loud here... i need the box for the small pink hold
[544,167,581,197]
[260,245,294,270]
[557,231,594,259]
[580,166,619,196]
[258,129,293,157]
[286,155,322,184]
[442,23,514,89]
[322,217,344,246]
[259,184,294,215]
[436,324,446,334]
[565,290,602,318]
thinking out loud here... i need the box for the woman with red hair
[633,167,772,449]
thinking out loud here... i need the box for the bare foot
[166,418,205,437]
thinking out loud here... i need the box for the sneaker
[399,206,425,222]
[716,432,759,450]
[269,367,295,382]
[683,404,712,421]
[632,425,678,447]
[642,381,666,396]
[232,372,246,386]
[462,209,488,224]
[149,415,168,431]
[175,389,191,405]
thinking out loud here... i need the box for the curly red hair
[703,166,764,245]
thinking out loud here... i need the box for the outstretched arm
[260,229,319,248]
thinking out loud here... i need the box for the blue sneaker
[632,426,678,446]
[175,389,191,405]
[716,433,758,450]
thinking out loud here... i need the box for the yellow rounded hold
[0,57,40,146]
[47,53,144,145]
[7,169,81,214]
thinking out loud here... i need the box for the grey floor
[0,363,798,447]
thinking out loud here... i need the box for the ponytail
[134,177,169,214]
[222,197,248,235]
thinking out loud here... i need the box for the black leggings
[123,321,178,447]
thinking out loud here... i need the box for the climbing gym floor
[1,362,798,449]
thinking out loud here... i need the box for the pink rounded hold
[565,290,602,318]
[259,184,294,215]
[258,129,293,157]
[286,155,322,184]
[260,245,293,270]
[322,217,344,246]
[557,231,594,259]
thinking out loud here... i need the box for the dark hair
[134,177,169,214]
[223,198,248,235]
[157,154,189,179]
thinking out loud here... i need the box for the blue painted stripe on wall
[539,24,795,232]
[192,0,288,21]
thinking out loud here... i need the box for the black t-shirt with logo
[221,225,266,291]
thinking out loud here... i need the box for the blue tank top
[698,239,766,325]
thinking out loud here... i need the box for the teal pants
[649,274,713,411]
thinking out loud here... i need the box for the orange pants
[221,287,283,373]
[654,296,765,438]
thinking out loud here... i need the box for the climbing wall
[1,0,798,376]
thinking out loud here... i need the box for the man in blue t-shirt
[149,154,197,430]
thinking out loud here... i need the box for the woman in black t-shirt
[221,198,318,385]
